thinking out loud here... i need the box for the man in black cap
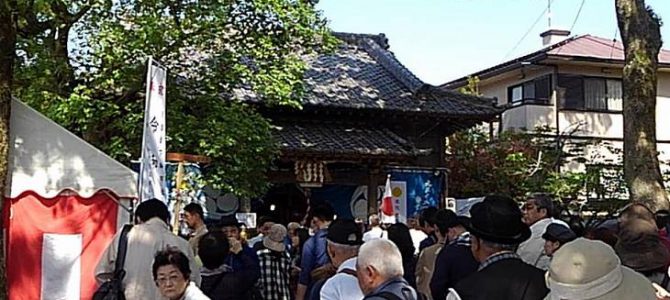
[446,195,549,300]
[542,223,577,257]
[319,219,365,300]
[429,209,478,300]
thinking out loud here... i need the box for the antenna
[547,0,552,28]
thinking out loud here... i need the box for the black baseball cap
[327,219,363,245]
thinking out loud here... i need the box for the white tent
[7,98,137,199]
[4,98,138,299]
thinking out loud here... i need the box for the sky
[317,0,670,85]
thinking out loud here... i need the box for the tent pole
[102,190,132,213]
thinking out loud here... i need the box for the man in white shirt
[320,219,365,300]
[363,214,385,242]
[517,193,567,270]
[408,217,428,256]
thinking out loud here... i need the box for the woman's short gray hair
[357,239,404,279]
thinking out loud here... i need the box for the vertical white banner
[139,57,167,202]
[391,181,407,223]
[41,233,82,300]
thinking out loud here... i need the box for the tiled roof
[236,32,500,118]
[443,34,670,89]
[273,123,425,159]
[546,35,670,63]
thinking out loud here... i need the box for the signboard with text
[139,57,167,202]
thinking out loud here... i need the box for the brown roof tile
[236,32,501,118]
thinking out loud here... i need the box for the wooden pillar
[442,170,449,208]
[300,186,312,227]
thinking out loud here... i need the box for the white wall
[558,111,621,138]
[475,63,670,141]
[562,140,670,174]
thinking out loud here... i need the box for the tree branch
[71,0,92,23]
[18,0,54,37]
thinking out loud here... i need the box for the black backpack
[93,224,133,300]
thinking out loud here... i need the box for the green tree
[0,0,18,295]
[615,0,669,211]
[12,0,335,198]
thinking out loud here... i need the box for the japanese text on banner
[139,58,167,202]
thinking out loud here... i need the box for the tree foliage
[447,127,562,199]
[446,127,644,215]
[11,0,335,198]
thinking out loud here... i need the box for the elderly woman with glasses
[153,248,210,300]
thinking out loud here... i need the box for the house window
[558,75,622,111]
[507,75,551,105]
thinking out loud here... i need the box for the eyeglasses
[155,274,184,286]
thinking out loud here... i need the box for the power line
[503,0,554,60]
[569,0,586,33]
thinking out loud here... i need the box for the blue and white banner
[310,185,368,220]
[379,169,444,222]
[139,57,167,202]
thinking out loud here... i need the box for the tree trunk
[616,0,669,211]
[0,0,15,297]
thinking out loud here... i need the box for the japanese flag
[381,176,394,216]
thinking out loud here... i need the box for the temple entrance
[257,184,308,225]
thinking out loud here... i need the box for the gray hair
[357,239,403,279]
[287,222,301,232]
[528,193,554,217]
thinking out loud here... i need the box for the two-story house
[441,29,670,176]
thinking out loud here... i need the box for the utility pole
[547,0,552,28]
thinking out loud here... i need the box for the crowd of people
[94,194,670,300]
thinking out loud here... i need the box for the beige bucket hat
[545,238,656,300]
[263,224,287,252]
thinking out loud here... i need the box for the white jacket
[183,282,210,300]
[517,218,567,270]
[321,257,364,300]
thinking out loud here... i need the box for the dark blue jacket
[202,252,259,300]
[429,242,478,300]
[224,245,261,289]
[298,228,329,286]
